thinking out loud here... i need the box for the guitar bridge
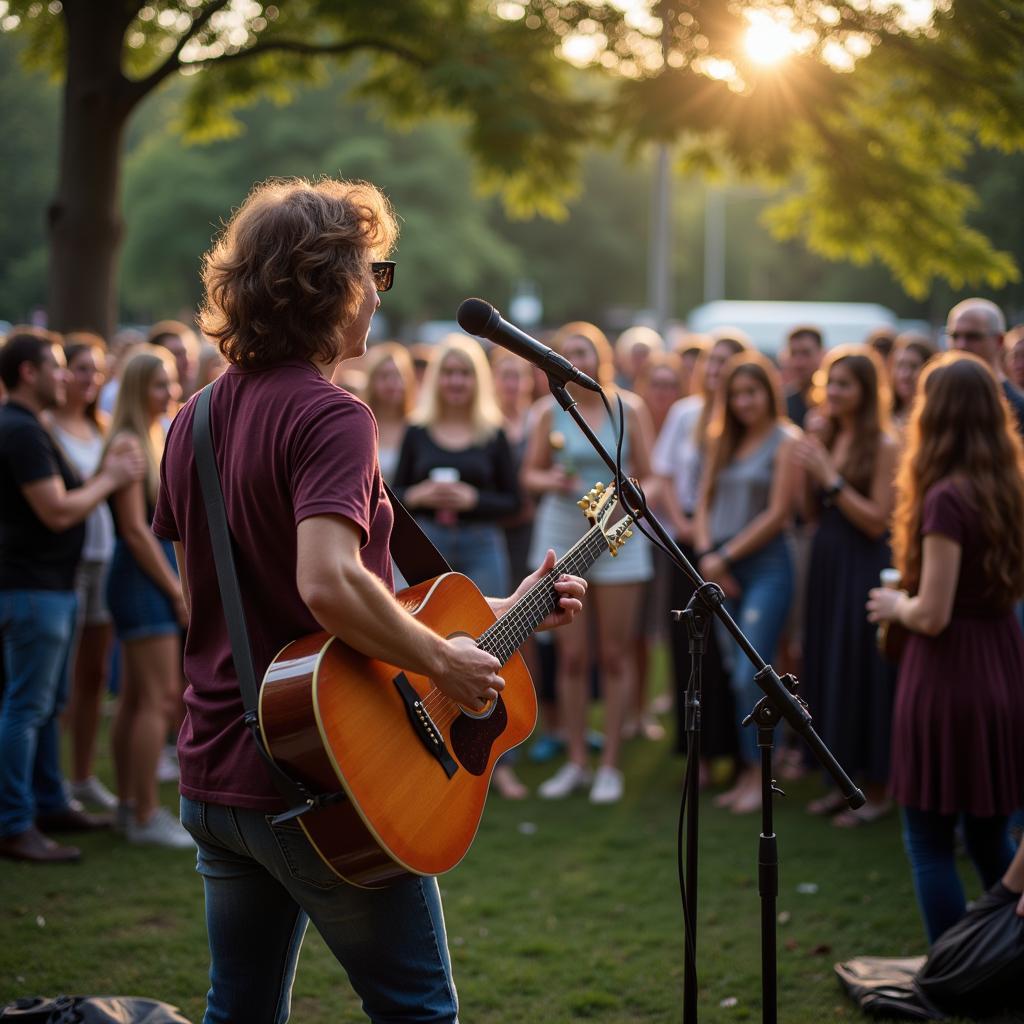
[393,673,459,779]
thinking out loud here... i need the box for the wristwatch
[822,475,845,507]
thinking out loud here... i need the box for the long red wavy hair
[892,352,1024,606]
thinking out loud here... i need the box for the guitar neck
[477,525,609,665]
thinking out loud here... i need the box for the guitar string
[417,533,601,715]
[482,531,606,655]
[428,524,613,713]
[414,539,597,719]
[416,528,610,721]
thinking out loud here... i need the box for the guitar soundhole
[449,697,508,775]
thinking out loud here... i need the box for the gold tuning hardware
[578,481,616,526]
[606,517,636,557]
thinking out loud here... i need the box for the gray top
[707,424,787,547]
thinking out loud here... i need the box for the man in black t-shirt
[0,328,144,863]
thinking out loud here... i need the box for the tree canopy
[2,0,1024,334]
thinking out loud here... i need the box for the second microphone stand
[545,378,864,1024]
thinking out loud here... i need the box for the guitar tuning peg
[577,499,589,510]
[624,529,633,539]
[594,482,605,493]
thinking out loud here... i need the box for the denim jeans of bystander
[901,805,1014,944]
[0,589,78,837]
[715,536,794,765]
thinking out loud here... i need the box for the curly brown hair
[199,178,398,370]
[892,352,1024,607]
[812,345,891,495]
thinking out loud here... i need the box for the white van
[685,300,899,357]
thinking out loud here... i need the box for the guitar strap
[191,379,451,820]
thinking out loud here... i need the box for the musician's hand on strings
[513,548,587,633]
[435,635,504,711]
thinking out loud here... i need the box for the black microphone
[457,298,603,393]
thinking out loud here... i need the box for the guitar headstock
[605,514,635,557]
[577,482,635,557]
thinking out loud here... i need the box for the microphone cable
[594,386,699,974]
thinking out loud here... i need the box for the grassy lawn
[1,702,979,1023]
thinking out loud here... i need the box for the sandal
[833,799,893,828]
[806,790,847,817]
[730,786,762,815]
[491,765,528,800]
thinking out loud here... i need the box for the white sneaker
[156,746,180,783]
[589,765,624,805]
[69,776,118,810]
[538,762,593,800]
[126,807,195,850]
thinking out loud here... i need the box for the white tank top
[51,423,116,562]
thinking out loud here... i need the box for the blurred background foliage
[1,26,1023,334]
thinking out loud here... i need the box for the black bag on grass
[916,882,1024,1019]
[835,881,1024,1021]
[0,996,192,1024]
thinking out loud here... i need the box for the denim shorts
[106,537,179,641]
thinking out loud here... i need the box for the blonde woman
[105,347,192,849]
[522,322,655,804]
[362,342,416,483]
[392,333,521,598]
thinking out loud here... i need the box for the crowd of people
[1,254,1023,950]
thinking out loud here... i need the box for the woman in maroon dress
[867,352,1024,943]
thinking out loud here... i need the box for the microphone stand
[545,378,864,1024]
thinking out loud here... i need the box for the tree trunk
[47,6,136,339]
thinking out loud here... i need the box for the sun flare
[743,11,802,66]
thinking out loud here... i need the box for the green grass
[1,700,981,1023]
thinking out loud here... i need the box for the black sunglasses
[946,329,990,343]
[371,261,396,293]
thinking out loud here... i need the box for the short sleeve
[5,422,63,487]
[290,396,380,542]
[921,481,967,546]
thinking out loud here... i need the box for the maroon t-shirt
[153,360,394,810]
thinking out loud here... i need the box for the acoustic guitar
[258,482,635,888]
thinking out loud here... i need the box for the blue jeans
[901,806,1013,944]
[715,537,794,764]
[180,797,458,1024]
[416,519,510,599]
[0,589,78,837]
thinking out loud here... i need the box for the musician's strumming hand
[435,635,505,712]
[502,548,587,632]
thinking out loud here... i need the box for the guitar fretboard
[476,525,609,665]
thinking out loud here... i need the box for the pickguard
[449,698,509,775]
